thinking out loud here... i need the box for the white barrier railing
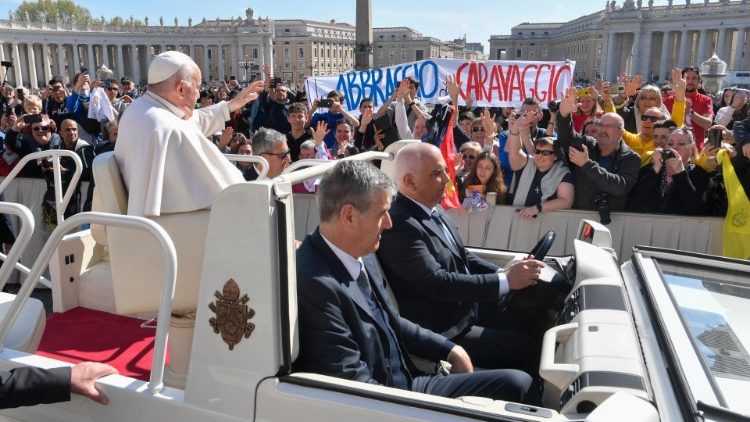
[0,150,82,288]
[0,203,34,291]
[0,211,177,394]
[224,154,269,179]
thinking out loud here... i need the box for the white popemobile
[0,140,748,421]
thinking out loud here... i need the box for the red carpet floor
[37,307,167,381]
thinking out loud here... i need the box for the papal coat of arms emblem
[208,279,256,350]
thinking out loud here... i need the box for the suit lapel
[398,194,464,259]
[309,230,378,322]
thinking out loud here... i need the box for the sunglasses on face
[534,149,555,156]
[462,154,476,160]
[32,125,51,132]
[261,150,291,159]
[472,127,484,132]
[641,115,661,122]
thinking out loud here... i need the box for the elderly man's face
[598,114,623,148]
[410,148,449,209]
[121,81,135,93]
[260,141,292,178]
[299,147,316,160]
[179,65,202,118]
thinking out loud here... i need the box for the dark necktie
[356,264,372,298]
[431,210,460,251]
[431,211,470,275]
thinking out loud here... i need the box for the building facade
[0,8,486,89]
[489,0,750,83]
[272,19,355,84]
[0,8,274,88]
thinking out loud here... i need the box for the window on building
[299,47,304,58]
[516,49,522,58]
[531,31,535,35]
[530,43,535,46]
[518,32,522,35]
[379,51,384,60]
[253,48,258,59]
[529,49,535,59]
[401,50,406,59]
[597,43,602,54]
[285,62,291,69]
[313,47,317,58]
[284,28,289,32]
[416,49,424,60]
[284,47,290,59]
[542,48,548,57]
[389,50,395,60]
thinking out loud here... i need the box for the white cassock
[114,91,244,217]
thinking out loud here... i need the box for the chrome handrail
[0,149,82,287]
[0,149,83,226]
[0,212,177,395]
[282,159,331,174]
[224,154,269,179]
[0,203,34,292]
[273,151,391,185]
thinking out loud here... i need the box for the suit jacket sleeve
[378,218,501,303]
[297,275,381,385]
[395,309,455,362]
[0,366,70,409]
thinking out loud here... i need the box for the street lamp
[238,56,254,83]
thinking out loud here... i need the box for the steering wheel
[529,231,556,261]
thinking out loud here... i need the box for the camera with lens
[318,98,334,108]
[548,99,560,113]
[661,149,675,163]
[593,193,611,225]
[1,103,11,117]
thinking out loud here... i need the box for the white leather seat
[90,152,209,387]
[92,152,208,315]
[0,292,46,352]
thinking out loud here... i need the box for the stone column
[716,28,727,58]
[117,44,125,78]
[677,30,689,68]
[218,46,226,81]
[640,32,653,80]
[0,43,6,83]
[264,36,273,78]
[631,31,642,76]
[659,32,671,81]
[72,44,80,72]
[203,45,210,78]
[696,29,709,64]
[130,44,139,81]
[233,43,241,79]
[56,44,66,82]
[41,43,52,83]
[27,43,38,89]
[12,43,22,86]
[259,42,266,78]
[86,44,95,73]
[603,32,617,81]
[354,0,373,70]
[733,28,746,70]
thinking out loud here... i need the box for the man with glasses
[557,86,640,220]
[5,114,59,178]
[246,128,291,180]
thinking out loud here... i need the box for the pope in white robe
[114,51,258,217]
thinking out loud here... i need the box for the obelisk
[354,0,373,70]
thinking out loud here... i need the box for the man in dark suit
[377,143,562,375]
[1,361,117,408]
[294,160,539,404]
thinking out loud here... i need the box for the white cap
[148,51,194,85]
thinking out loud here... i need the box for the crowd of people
[0,58,749,255]
[1,47,749,410]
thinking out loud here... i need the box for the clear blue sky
[1,0,674,51]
